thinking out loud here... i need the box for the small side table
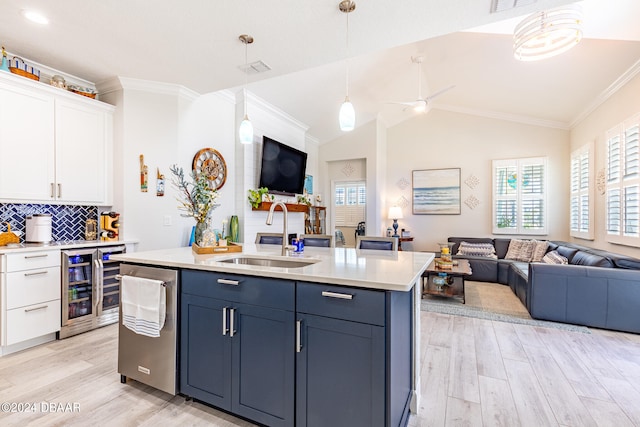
[398,237,413,251]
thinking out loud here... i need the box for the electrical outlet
[163,215,172,226]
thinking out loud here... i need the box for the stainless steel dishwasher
[117,264,178,395]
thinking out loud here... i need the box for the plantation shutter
[606,115,640,246]
[335,182,365,227]
[493,157,547,235]
[570,143,593,239]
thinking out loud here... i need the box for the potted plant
[247,187,273,209]
[297,195,312,206]
[170,165,219,245]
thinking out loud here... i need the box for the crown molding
[95,76,200,100]
[305,134,320,146]
[433,103,570,130]
[569,58,640,129]
[244,90,310,132]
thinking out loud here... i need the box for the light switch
[163,215,172,226]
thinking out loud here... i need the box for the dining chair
[255,232,284,245]
[300,234,334,248]
[355,235,398,251]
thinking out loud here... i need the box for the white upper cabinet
[0,72,113,205]
[0,79,56,201]
[55,99,110,204]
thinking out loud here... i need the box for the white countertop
[111,245,434,292]
[0,240,133,254]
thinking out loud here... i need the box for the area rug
[421,281,591,333]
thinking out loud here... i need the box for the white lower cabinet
[1,250,61,351]
[6,300,61,346]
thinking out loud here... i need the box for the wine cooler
[59,244,126,339]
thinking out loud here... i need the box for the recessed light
[22,10,49,25]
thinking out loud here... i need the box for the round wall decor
[192,148,227,190]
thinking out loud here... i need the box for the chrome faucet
[266,201,296,256]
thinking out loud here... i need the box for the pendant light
[239,34,254,144]
[339,1,356,132]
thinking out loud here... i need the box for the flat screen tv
[259,136,308,196]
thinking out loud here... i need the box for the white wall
[319,119,385,239]
[570,72,640,258]
[99,78,236,251]
[237,91,315,245]
[386,109,571,252]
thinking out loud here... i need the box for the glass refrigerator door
[63,249,95,325]
[98,246,126,312]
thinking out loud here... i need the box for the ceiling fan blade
[425,85,456,102]
[385,101,418,107]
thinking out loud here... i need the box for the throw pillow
[542,250,568,264]
[531,240,549,262]
[456,241,498,259]
[505,239,536,262]
[504,239,523,260]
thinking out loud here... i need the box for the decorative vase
[194,221,207,246]
[229,215,239,243]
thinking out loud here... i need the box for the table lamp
[388,206,403,237]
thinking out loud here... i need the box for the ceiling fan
[387,56,455,113]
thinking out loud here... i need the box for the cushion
[505,239,536,262]
[531,240,549,262]
[543,250,568,264]
[556,245,579,263]
[456,241,498,259]
[493,238,512,259]
[570,251,614,268]
[614,257,640,270]
[448,237,493,257]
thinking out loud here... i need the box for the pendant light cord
[345,8,350,98]
[244,40,248,116]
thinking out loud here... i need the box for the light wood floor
[1,314,639,426]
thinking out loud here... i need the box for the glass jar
[438,243,454,263]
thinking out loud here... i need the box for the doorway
[333,180,366,247]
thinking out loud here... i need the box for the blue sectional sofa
[447,237,640,334]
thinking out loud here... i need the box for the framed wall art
[304,174,313,195]
[412,168,461,215]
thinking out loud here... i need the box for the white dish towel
[121,275,166,338]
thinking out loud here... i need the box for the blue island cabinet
[180,269,295,427]
[296,282,413,427]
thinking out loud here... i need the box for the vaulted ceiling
[1,0,639,143]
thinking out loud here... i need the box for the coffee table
[422,258,472,303]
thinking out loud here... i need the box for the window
[335,181,366,226]
[606,114,640,246]
[570,142,594,239]
[493,157,548,235]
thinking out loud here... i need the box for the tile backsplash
[0,203,98,241]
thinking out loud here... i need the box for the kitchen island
[113,244,433,427]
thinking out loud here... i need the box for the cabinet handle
[321,291,354,300]
[57,183,62,198]
[25,305,48,313]
[229,308,236,337]
[217,278,240,286]
[222,307,228,336]
[25,254,48,259]
[50,183,55,198]
[24,270,48,277]
[296,320,302,353]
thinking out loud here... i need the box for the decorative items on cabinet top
[0,47,101,102]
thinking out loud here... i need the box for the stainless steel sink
[218,256,318,268]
